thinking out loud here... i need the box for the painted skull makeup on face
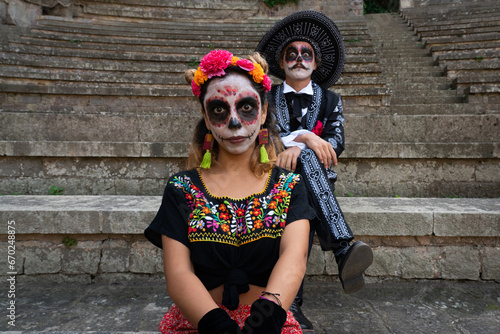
[282,41,316,82]
[203,74,265,156]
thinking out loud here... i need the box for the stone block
[101,210,155,234]
[22,241,62,275]
[306,244,326,276]
[481,247,500,281]
[100,239,130,273]
[2,209,101,234]
[434,212,500,237]
[365,247,401,277]
[61,241,101,274]
[325,251,339,276]
[438,246,480,280]
[476,162,500,183]
[399,247,437,279]
[5,0,41,27]
[129,241,163,274]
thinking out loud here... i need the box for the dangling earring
[259,128,270,163]
[200,132,213,169]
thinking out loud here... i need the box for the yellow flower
[231,56,239,66]
[194,68,208,86]
[249,63,264,83]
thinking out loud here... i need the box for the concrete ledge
[1,196,499,280]
[1,196,498,237]
[1,141,498,159]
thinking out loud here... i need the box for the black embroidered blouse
[144,166,314,309]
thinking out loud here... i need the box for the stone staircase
[0,6,389,196]
[0,0,499,284]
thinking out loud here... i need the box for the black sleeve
[144,176,191,249]
[286,175,316,225]
[321,90,345,158]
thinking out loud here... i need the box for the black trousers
[296,149,354,302]
[298,149,353,247]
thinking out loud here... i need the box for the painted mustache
[290,64,309,70]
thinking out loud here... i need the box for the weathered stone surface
[100,239,130,273]
[434,212,500,237]
[305,244,326,276]
[129,241,163,274]
[61,241,101,274]
[21,241,62,274]
[4,0,41,27]
[439,246,481,280]
[482,247,500,281]
[367,245,483,280]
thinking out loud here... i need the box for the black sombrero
[256,10,345,88]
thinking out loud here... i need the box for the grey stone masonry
[0,195,499,281]
[400,0,500,104]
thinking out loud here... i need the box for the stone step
[2,153,498,197]
[6,279,500,334]
[81,0,260,21]
[430,41,500,55]
[390,95,464,104]
[422,32,500,48]
[389,88,458,98]
[1,195,498,281]
[2,112,496,143]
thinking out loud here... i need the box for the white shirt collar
[282,81,313,95]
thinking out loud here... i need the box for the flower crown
[191,49,272,98]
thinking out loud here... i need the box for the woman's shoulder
[167,168,199,180]
[270,166,302,186]
[165,169,201,190]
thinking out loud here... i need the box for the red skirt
[158,304,303,334]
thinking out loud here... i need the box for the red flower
[312,121,323,136]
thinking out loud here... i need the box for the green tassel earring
[259,128,270,163]
[200,132,213,169]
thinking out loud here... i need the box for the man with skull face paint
[257,11,374,330]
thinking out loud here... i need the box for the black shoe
[289,298,313,330]
[336,241,373,294]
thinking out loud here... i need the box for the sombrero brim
[256,10,345,88]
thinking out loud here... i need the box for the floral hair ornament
[191,49,272,98]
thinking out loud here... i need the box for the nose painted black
[297,54,303,62]
[228,117,242,129]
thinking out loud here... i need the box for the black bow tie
[285,92,313,119]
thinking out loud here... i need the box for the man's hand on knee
[296,133,337,169]
[277,146,302,171]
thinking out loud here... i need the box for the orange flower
[249,63,265,83]
[193,68,208,86]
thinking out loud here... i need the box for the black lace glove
[241,298,287,334]
[197,308,240,334]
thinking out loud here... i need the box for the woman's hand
[296,133,337,169]
[276,146,302,171]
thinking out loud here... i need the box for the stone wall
[400,0,485,9]
[2,196,499,282]
[0,0,364,27]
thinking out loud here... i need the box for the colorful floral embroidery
[170,172,301,246]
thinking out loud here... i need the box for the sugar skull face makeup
[281,41,316,82]
[203,73,266,156]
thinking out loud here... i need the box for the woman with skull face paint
[144,50,315,334]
